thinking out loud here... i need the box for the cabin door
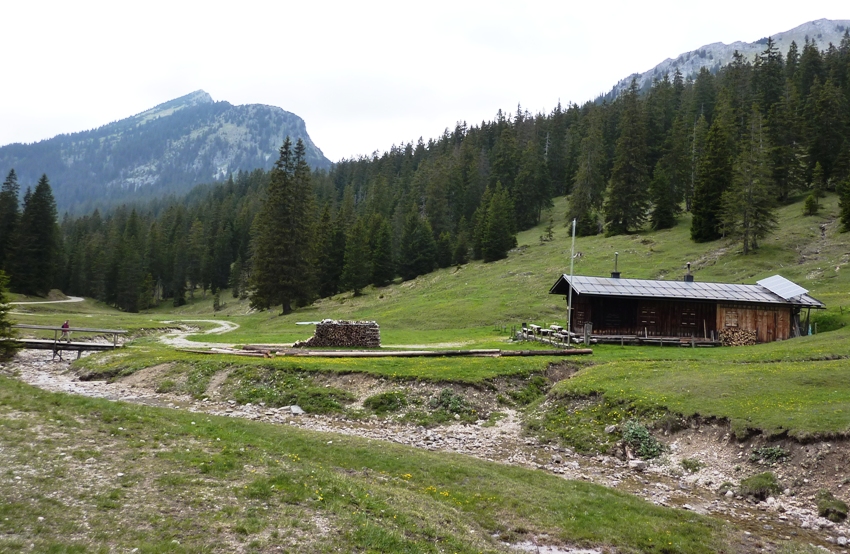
[680,308,697,337]
[639,303,658,337]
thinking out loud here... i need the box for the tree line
[1,36,849,315]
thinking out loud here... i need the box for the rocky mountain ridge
[0,90,330,213]
[606,18,850,99]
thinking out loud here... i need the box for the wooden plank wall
[716,303,790,343]
[572,297,718,338]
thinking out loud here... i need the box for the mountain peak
[135,90,215,121]
[0,90,330,213]
[605,19,850,100]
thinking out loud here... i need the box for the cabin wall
[716,303,791,343]
[571,297,717,338]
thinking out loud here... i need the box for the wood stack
[719,328,757,346]
[293,320,381,348]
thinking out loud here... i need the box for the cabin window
[724,310,739,328]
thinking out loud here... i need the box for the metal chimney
[611,252,621,279]
[684,262,694,282]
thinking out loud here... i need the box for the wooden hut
[549,273,824,345]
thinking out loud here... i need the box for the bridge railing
[12,324,127,348]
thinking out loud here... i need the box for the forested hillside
[1,34,849,313]
[0,91,330,214]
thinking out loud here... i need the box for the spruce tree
[115,210,144,312]
[340,218,371,296]
[568,112,606,236]
[315,203,340,298]
[370,216,395,287]
[768,85,806,202]
[691,96,735,242]
[453,217,470,266]
[839,176,850,232]
[513,140,552,229]
[480,182,517,262]
[649,115,689,230]
[0,270,18,360]
[398,206,437,281]
[810,162,826,206]
[805,78,846,182]
[435,232,453,269]
[0,169,20,272]
[249,138,316,314]
[10,175,61,296]
[720,109,777,254]
[604,80,649,236]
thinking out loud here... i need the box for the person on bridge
[61,320,71,342]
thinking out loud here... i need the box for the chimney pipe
[684,262,694,282]
[611,252,621,279]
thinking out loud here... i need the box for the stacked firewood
[293,320,381,348]
[719,328,757,346]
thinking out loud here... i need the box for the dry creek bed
[3,349,850,553]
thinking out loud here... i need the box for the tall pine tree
[0,170,20,272]
[398,205,437,281]
[249,138,317,314]
[10,175,61,296]
[340,217,371,296]
[567,111,606,236]
[603,80,649,235]
[721,109,777,254]
[691,95,735,242]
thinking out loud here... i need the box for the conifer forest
[1,37,850,314]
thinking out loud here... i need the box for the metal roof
[549,274,824,308]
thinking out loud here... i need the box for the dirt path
[3,350,849,552]
[10,296,85,305]
[158,319,240,348]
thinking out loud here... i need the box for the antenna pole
[567,218,576,348]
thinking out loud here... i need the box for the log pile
[719,328,757,346]
[293,320,381,348]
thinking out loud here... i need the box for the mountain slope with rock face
[0,90,331,214]
[606,18,850,99]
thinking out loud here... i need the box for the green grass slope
[144,193,847,346]
[0,376,733,553]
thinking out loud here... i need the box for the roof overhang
[549,274,825,309]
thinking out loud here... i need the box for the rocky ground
[2,349,849,553]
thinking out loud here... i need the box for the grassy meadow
[0,376,737,553]
[3,192,850,551]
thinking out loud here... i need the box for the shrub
[739,472,781,500]
[621,419,664,459]
[749,446,790,464]
[816,489,848,522]
[227,367,354,413]
[811,310,847,333]
[429,389,473,415]
[363,391,408,415]
[681,458,704,473]
[803,194,819,215]
[156,379,178,393]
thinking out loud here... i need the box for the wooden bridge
[11,324,127,360]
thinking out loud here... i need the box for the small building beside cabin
[549,273,824,345]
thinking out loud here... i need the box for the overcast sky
[1,1,847,162]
